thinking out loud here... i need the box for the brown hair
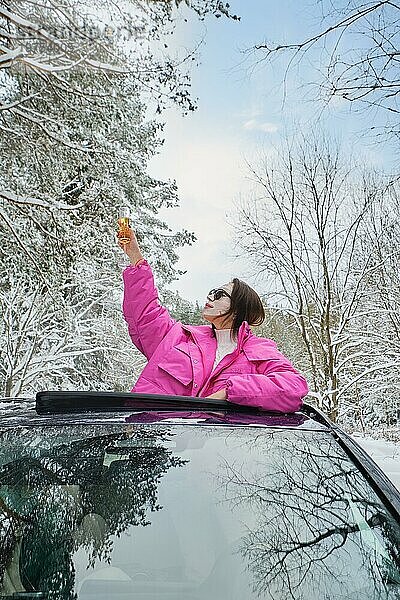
[215,278,265,340]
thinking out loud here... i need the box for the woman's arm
[208,350,308,411]
[119,228,144,268]
[119,231,176,359]
[224,368,308,412]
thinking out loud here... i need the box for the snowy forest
[1,1,400,433]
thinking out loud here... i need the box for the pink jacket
[123,260,308,412]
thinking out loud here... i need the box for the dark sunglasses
[207,288,232,301]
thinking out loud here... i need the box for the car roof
[1,391,399,523]
[0,393,328,431]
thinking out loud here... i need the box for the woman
[119,230,308,412]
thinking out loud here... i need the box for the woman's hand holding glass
[117,223,144,266]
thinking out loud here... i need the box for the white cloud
[242,119,278,133]
[236,107,263,120]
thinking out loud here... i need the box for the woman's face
[202,282,234,329]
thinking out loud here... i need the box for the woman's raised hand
[117,227,144,266]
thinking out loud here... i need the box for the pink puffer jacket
[123,260,308,412]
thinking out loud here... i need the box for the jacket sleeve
[122,260,176,360]
[225,354,309,412]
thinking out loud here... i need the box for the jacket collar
[181,323,214,340]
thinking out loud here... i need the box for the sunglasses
[207,288,232,301]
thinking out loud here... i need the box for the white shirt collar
[214,328,235,346]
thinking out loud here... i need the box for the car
[0,391,399,600]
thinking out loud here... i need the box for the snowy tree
[0,2,239,396]
[0,65,194,396]
[232,133,399,422]
[247,1,400,145]
[0,1,238,112]
[255,309,309,378]
[0,275,147,397]
[341,180,400,427]
[0,0,238,265]
[1,65,195,278]
[160,288,204,325]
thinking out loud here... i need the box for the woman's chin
[202,311,214,324]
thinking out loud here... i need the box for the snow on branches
[0,0,233,396]
[233,132,400,426]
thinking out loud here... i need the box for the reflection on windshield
[0,425,186,599]
[215,431,400,600]
[0,425,399,600]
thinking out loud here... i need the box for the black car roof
[0,392,328,431]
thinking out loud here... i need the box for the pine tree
[0,2,239,396]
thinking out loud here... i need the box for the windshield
[0,423,399,600]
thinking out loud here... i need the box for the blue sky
[148,0,396,304]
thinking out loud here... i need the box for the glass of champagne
[117,205,131,245]
[117,205,131,267]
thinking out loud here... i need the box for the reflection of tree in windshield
[0,425,186,599]
[216,432,400,600]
